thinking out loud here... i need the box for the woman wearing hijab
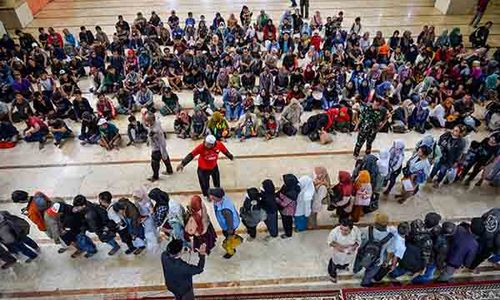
[351,171,372,222]
[276,174,300,238]
[331,171,354,221]
[240,188,265,240]
[376,150,390,194]
[397,145,432,203]
[384,140,405,195]
[310,167,330,229]
[295,176,315,232]
[408,100,430,134]
[260,179,279,238]
[132,187,158,249]
[148,188,184,242]
[184,195,217,254]
[207,111,231,140]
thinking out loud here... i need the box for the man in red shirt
[177,135,234,197]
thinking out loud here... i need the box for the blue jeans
[9,236,39,259]
[106,238,120,249]
[412,263,436,284]
[429,161,449,184]
[24,131,47,142]
[53,130,72,143]
[225,103,242,121]
[76,233,97,254]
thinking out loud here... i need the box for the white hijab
[377,150,391,177]
[295,176,315,217]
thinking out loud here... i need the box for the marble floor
[1,0,500,298]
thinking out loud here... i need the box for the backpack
[2,211,30,237]
[11,190,29,203]
[357,226,393,268]
[282,122,297,136]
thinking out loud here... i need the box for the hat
[205,135,216,144]
[59,70,66,75]
[374,213,389,227]
[31,42,39,48]
[97,118,107,126]
[167,239,183,255]
[424,212,442,228]
[208,187,225,199]
[464,116,476,130]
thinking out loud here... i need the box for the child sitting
[127,115,148,145]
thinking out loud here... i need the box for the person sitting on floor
[127,115,148,146]
[48,113,73,148]
[97,118,121,151]
[23,114,49,149]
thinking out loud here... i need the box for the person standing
[327,218,361,282]
[276,174,300,239]
[470,0,490,27]
[300,0,310,19]
[145,112,173,182]
[208,188,241,259]
[177,135,234,197]
[353,98,389,157]
[161,239,207,300]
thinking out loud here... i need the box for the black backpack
[357,226,393,268]
[282,122,297,136]
[11,190,29,203]
[1,211,30,237]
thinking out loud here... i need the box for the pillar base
[0,0,33,29]
[435,0,475,15]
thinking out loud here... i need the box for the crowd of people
[0,3,500,299]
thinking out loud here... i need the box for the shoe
[125,247,137,255]
[126,141,133,146]
[108,246,121,256]
[222,253,234,259]
[264,235,275,242]
[280,234,291,239]
[432,181,439,189]
[35,247,41,253]
[84,252,96,258]
[71,250,83,258]
[25,257,37,263]
[246,236,255,242]
[133,247,146,255]
[57,247,68,254]
[1,261,16,269]
[161,170,173,175]
[38,141,45,150]
[147,177,159,182]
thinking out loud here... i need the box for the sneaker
[133,247,146,255]
[57,247,68,254]
[84,252,96,258]
[71,250,83,258]
[1,260,16,269]
[108,246,121,256]
[280,234,291,239]
[147,177,159,182]
[125,247,137,255]
[161,170,173,175]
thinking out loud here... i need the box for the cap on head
[205,135,216,145]
[97,118,107,126]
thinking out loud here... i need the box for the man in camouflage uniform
[353,98,389,157]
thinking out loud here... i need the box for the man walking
[353,98,389,157]
[470,0,490,27]
[176,135,234,197]
[161,239,207,300]
[145,112,173,182]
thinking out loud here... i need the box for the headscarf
[296,176,315,217]
[313,166,331,189]
[338,171,353,196]
[377,150,391,177]
[148,188,170,210]
[189,195,209,235]
[355,170,371,189]
[132,186,149,202]
[418,135,435,149]
[260,179,278,213]
[280,174,301,201]
[388,139,405,173]
[243,187,262,211]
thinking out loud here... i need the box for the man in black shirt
[161,239,207,300]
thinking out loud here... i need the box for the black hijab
[148,188,170,210]
[280,174,301,201]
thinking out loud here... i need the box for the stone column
[0,0,34,29]
[435,0,476,15]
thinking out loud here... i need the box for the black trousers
[242,219,257,238]
[0,244,16,264]
[281,214,293,237]
[300,0,309,18]
[197,166,220,196]
[151,150,173,179]
[174,289,195,300]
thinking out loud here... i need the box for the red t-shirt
[191,141,228,170]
